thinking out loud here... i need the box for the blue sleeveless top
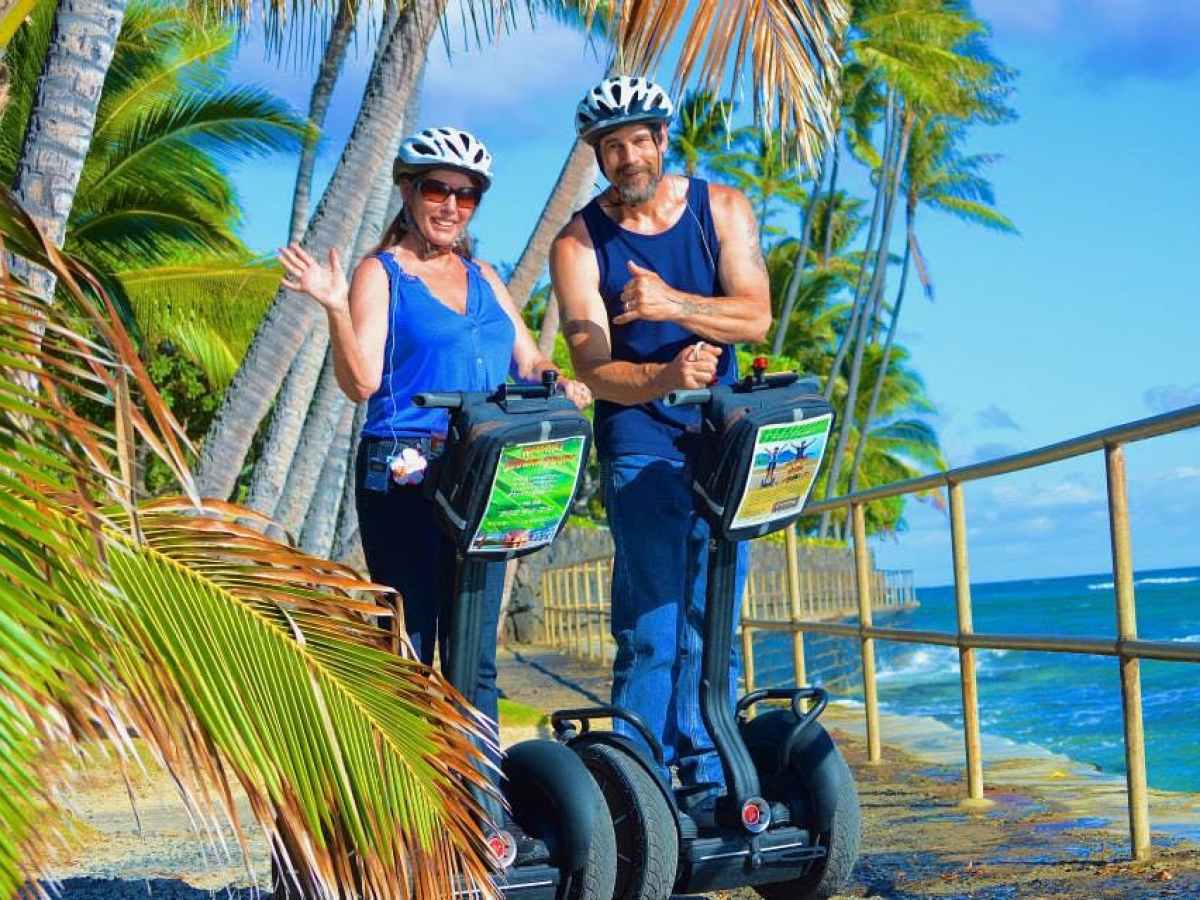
[361,251,516,440]
[581,177,737,461]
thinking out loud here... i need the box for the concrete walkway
[497,645,1200,900]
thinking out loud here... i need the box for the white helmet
[394,126,494,190]
[575,76,674,143]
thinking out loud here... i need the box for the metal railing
[540,550,916,669]
[782,403,1200,861]
[538,404,1200,861]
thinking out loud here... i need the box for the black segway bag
[425,382,592,561]
[691,372,833,542]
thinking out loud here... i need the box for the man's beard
[615,165,661,206]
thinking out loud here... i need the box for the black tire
[742,711,860,900]
[577,743,679,900]
[561,768,618,900]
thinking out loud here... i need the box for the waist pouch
[691,376,834,541]
[423,390,592,560]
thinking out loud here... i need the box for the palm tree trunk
[821,137,841,265]
[195,0,441,501]
[771,149,829,355]
[9,0,128,299]
[846,205,914,497]
[331,402,365,563]
[274,350,349,537]
[505,138,597,308]
[819,103,912,538]
[537,291,561,357]
[246,14,413,520]
[820,103,894,405]
[288,0,358,244]
[243,327,328,517]
[300,397,356,557]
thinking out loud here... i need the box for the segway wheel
[578,743,679,900]
[742,711,860,900]
[562,770,618,900]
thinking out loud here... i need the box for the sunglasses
[416,177,483,211]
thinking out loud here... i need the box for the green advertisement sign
[469,436,586,554]
[730,414,833,530]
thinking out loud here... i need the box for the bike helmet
[394,126,493,190]
[575,76,674,143]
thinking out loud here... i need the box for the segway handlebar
[664,388,713,407]
[412,392,463,409]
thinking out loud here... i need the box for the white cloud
[421,6,608,138]
[991,480,1102,509]
[1024,515,1055,535]
[1157,466,1200,482]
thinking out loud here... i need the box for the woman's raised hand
[279,243,349,312]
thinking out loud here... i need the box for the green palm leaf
[0,187,495,897]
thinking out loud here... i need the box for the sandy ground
[37,645,1200,898]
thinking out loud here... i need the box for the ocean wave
[1087,575,1199,591]
[876,646,960,683]
[1174,634,1200,644]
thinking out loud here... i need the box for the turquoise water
[754,566,1200,792]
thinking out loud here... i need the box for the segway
[551,358,860,899]
[414,372,616,899]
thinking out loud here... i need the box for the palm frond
[0,185,496,897]
[925,194,1017,232]
[81,86,310,201]
[574,0,847,166]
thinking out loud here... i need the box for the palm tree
[668,89,732,177]
[0,188,495,897]
[711,126,810,236]
[816,0,1000,535]
[803,341,945,536]
[502,0,611,311]
[288,0,360,243]
[845,116,1014,494]
[243,0,405,522]
[8,0,128,301]
[195,0,441,501]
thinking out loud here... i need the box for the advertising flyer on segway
[469,435,587,554]
[730,413,833,530]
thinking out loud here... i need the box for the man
[550,76,772,796]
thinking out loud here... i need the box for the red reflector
[753,356,769,370]
[742,804,760,825]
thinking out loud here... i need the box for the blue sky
[226,1,1200,587]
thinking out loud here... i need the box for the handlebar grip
[412,392,462,409]
[664,388,712,407]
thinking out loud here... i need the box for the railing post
[851,503,882,764]
[741,598,756,699]
[785,525,808,689]
[543,571,554,647]
[583,560,596,661]
[949,482,993,810]
[1106,443,1151,861]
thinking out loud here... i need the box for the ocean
[752,566,1200,792]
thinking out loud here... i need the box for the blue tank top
[361,251,515,440]
[581,177,737,461]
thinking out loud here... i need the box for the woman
[278,126,590,739]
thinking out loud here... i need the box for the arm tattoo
[746,219,768,273]
[671,295,712,317]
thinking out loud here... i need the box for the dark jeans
[601,453,749,789]
[354,438,505,750]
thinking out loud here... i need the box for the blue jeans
[602,454,749,788]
